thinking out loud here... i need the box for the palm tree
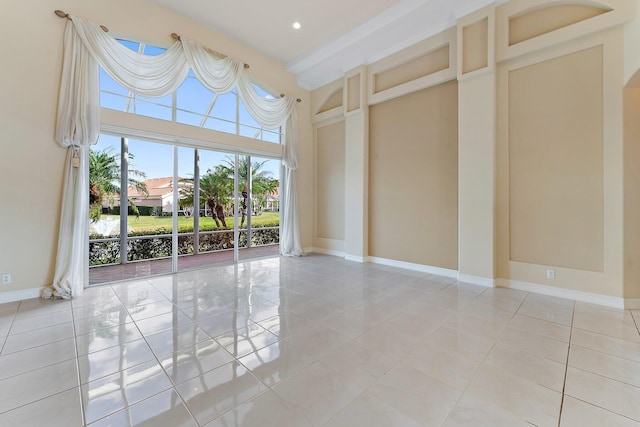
[180,167,232,228]
[89,148,147,222]
[219,157,278,226]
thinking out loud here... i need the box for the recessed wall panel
[509,46,604,271]
[316,121,345,241]
[369,81,458,269]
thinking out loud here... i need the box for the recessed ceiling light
[292,22,301,30]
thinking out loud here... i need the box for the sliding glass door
[88,134,280,285]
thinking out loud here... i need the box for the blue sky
[95,39,281,180]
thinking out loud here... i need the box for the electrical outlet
[1,274,10,285]
[546,269,555,279]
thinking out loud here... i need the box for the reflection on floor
[89,245,280,285]
[1,254,640,426]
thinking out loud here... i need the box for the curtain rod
[55,10,109,32]
[170,33,250,69]
[55,10,301,103]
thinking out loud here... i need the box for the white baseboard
[367,256,458,278]
[625,298,640,310]
[311,247,346,257]
[345,254,368,263]
[497,278,625,309]
[0,287,44,304]
[457,274,496,288]
[303,247,314,255]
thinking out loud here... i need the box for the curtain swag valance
[46,16,303,299]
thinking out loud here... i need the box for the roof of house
[129,177,186,199]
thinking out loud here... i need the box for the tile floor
[0,254,640,426]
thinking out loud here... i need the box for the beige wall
[497,27,624,298]
[315,121,346,242]
[624,86,640,298]
[508,46,604,272]
[369,81,458,269]
[0,0,312,294]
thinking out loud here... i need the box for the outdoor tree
[219,157,279,226]
[89,148,148,222]
[180,167,232,228]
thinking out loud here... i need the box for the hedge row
[89,228,279,266]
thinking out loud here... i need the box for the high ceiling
[153,0,503,90]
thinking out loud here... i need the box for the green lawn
[96,212,279,234]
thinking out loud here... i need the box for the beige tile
[499,327,569,363]
[205,390,312,427]
[240,340,315,387]
[423,325,495,362]
[0,388,83,426]
[560,396,640,427]
[74,312,134,336]
[272,361,365,427]
[78,338,155,384]
[442,394,534,427]
[134,310,194,336]
[446,313,507,342]
[14,299,71,319]
[565,367,640,422]
[176,362,265,426]
[285,324,350,359]
[323,391,422,427]
[517,294,574,326]
[75,322,143,357]
[90,389,197,427]
[1,321,74,355]
[160,340,236,385]
[403,343,482,391]
[367,364,462,426]
[508,313,571,342]
[465,364,562,427]
[145,323,211,357]
[0,338,76,380]
[570,345,640,387]
[319,340,401,388]
[213,323,279,358]
[9,309,73,335]
[573,308,640,344]
[485,342,566,391]
[0,358,78,413]
[321,310,375,339]
[82,360,173,424]
[572,329,640,363]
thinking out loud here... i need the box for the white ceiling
[153,0,503,90]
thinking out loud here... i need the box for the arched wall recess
[509,3,611,46]
[317,88,343,115]
[496,0,634,62]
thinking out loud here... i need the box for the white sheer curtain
[46,16,303,299]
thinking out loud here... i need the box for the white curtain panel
[46,16,303,299]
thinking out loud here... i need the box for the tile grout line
[557,300,576,427]
[69,296,88,427]
[110,284,202,427]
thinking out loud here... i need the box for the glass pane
[203,118,236,135]
[143,45,167,56]
[238,101,259,128]
[210,92,237,123]
[117,39,140,52]
[176,77,215,115]
[126,139,173,277]
[132,99,172,121]
[176,110,205,127]
[177,146,196,271]
[100,68,128,97]
[183,150,236,267]
[100,92,130,112]
[89,135,123,285]
[239,157,280,260]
